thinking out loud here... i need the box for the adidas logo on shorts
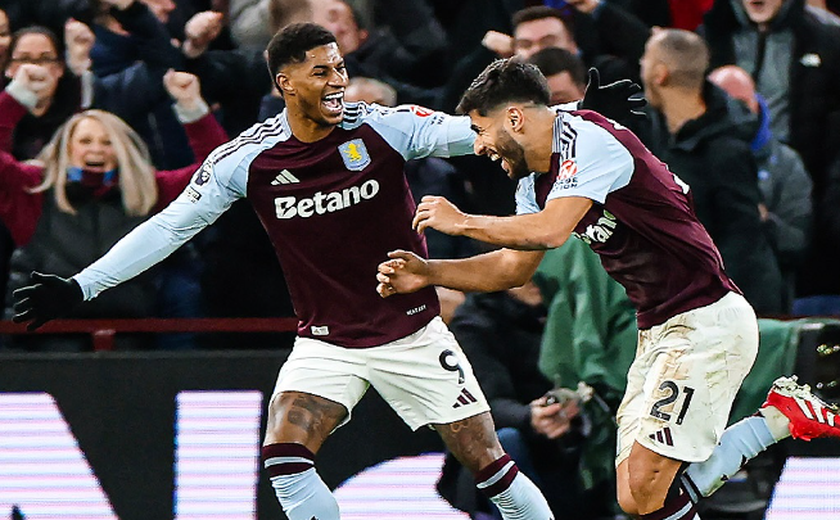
[452,388,478,408]
[649,426,674,446]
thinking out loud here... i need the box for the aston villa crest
[338,139,371,171]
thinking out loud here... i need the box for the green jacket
[532,239,637,492]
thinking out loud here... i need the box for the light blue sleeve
[359,103,475,160]
[547,118,634,204]
[73,149,249,301]
[515,176,541,215]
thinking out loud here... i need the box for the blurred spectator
[90,0,189,169]
[709,65,813,312]
[601,0,713,31]
[229,0,273,50]
[532,239,638,520]
[636,29,784,315]
[311,0,445,106]
[3,0,92,40]
[703,0,840,301]
[440,280,610,520]
[0,9,10,72]
[4,26,79,160]
[0,68,227,351]
[527,47,586,104]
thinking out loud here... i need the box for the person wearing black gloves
[12,22,645,520]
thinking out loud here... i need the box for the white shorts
[616,292,759,465]
[272,317,490,431]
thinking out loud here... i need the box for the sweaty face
[5,33,64,89]
[279,43,348,128]
[741,0,785,26]
[513,18,577,60]
[470,110,531,180]
[68,117,118,173]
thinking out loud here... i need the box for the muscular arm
[378,248,545,296]
[415,195,593,250]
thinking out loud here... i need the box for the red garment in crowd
[668,0,714,31]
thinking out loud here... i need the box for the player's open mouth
[322,92,344,115]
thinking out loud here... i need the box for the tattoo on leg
[435,413,503,473]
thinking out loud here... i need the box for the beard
[497,129,531,180]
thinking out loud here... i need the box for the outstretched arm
[377,248,545,296]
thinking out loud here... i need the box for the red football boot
[762,376,840,441]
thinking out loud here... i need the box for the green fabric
[532,239,637,492]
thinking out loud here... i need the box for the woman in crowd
[0,66,227,350]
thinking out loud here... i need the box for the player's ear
[276,73,294,95]
[507,106,525,132]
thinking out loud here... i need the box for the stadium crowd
[1,0,839,518]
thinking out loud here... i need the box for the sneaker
[762,376,840,441]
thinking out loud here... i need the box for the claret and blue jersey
[74,102,476,348]
[516,109,739,328]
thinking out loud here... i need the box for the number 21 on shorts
[650,380,695,425]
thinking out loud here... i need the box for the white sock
[476,454,554,520]
[683,416,780,498]
[263,443,340,520]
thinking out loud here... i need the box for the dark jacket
[703,0,840,193]
[637,83,784,315]
[449,291,551,430]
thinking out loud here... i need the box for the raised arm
[154,70,229,207]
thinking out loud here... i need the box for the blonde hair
[32,109,158,216]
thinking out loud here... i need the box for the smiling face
[277,42,348,132]
[469,109,531,180]
[741,0,785,26]
[68,117,117,173]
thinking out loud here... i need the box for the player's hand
[413,195,467,235]
[12,272,83,331]
[580,67,646,122]
[376,250,431,298]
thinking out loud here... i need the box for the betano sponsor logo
[274,179,380,219]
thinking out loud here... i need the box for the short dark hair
[266,22,337,78]
[456,58,551,116]
[512,5,573,34]
[527,47,586,88]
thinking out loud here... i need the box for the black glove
[12,271,84,331]
[579,67,646,122]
